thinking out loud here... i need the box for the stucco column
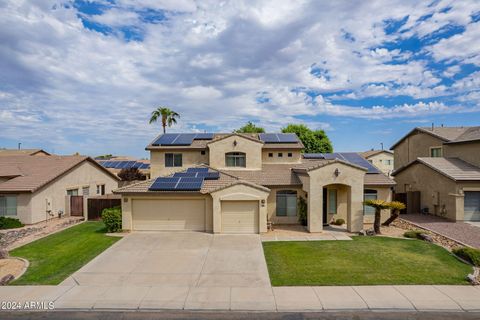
[121,196,132,231]
[308,186,323,232]
[259,199,268,233]
[347,184,363,232]
[212,195,222,233]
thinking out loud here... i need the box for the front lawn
[10,221,120,285]
[263,237,472,286]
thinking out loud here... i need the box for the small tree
[363,199,390,234]
[298,197,308,226]
[382,201,406,226]
[234,121,265,133]
[118,168,146,181]
[282,124,333,153]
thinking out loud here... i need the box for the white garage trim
[221,200,259,234]
[132,198,206,231]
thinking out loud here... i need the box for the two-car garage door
[132,199,205,231]
[464,191,480,221]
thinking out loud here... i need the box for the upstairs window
[430,147,442,157]
[225,152,246,167]
[165,153,182,167]
[288,153,293,157]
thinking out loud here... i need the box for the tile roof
[0,155,118,192]
[0,149,50,156]
[360,150,393,158]
[444,126,480,144]
[364,173,396,186]
[391,126,480,149]
[223,164,303,186]
[292,159,368,172]
[392,157,480,181]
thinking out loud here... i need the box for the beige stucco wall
[210,184,270,233]
[361,186,392,224]
[266,186,306,224]
[302,163,366,233]
[25,161,118,224]
[393,163,461,220]
[262,150,302,164]
[208,135,263,170]
[366,152,394,176]
[150,149,209,178]
[444,141,480,168]
[393,132,444,169]
[121,194,212,231]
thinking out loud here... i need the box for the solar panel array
[152,133,214,146]
[259,133,299,143]
[99,161,150,170]
[149,168,220,191]
[303,152,380,173]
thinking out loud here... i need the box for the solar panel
[124,161,136,169]
[276,133,298,143]
[259,133,279,143]
[194,133,214,140]
[173,172,196,178]
[108,161,121,169]
[302,153,323,159]
[152,133,179,146]
[139,163,150,169]
[101,161,111,167]
[149,177,180,191]
[176,177,203,191]
[340,153,380,173]
[186,167,209,173]
[132,162,142,169]
[205,172,220,180]
[171,133,196,145]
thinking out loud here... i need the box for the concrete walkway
[1,284,480,311]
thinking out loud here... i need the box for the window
[384,159,392,165]
[364,189,378,215]
[276,190,297,216]
[268,153,273,158]
[165,153,182,167]
[430,147,442,157]
[288,153,292,157]
[67,189,78,196]
[0,195,17,216]
[201,150,206,155]
[278,153,283,157]
[225,152,246,167]
[328,189,337,214]
[368,159,373,163]
[96,184,105,195]
[82,187,90,196]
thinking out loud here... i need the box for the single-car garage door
[464,191,480,221]
[221,201,258,234]
[132,199,205,231]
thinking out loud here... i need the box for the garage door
[221,201,258,234]
[132,199,205,231]
[464,191,480,221]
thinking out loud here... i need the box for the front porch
[261,224,353,242]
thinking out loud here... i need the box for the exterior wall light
[261,199,265,207]
[334,168,340,177]
[233,140,237,147]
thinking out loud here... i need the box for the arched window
[276,190,297,216]
[225,152,246,167]
[364,189,378,215]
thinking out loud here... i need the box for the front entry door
[322,187,329,226]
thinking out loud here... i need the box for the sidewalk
[1,284,480,312]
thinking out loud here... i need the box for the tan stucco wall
[302,163,365,233]
[24,161,118,224]
[150,149,209,178]
[266,186,306,224]
[366,152,394,176]
[393,163,461,220]
[393,132,444,169]
[262,150,302,164]
[210,184,270,233]
[444,141,480,168]
[121,194,212,231]
[361,186,392,224]
[207,135,263,170]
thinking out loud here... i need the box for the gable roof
[0,149,51,156]
[223,164,302,186]
[392,157,480,181]
[360,150,393,158]
[390,126,478,149]
[0,155,119,192]
[292,158,368,173]
[206,133,264,145]
[444,126,480,144]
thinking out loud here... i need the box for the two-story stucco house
[116,133,395,234]
[391,126,480,221]
[360,150,394,176]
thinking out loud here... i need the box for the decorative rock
[0,274,14,286]
[419,233,434,242]
[358,230,366,236]
[0,249,9,259]
[467,274,480,285]
[366,229,375,236]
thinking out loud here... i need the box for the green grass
[10,221,120,285]
[263,237,472,286]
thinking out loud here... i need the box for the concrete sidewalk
[1,285,480,312]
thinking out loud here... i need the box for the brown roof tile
[360,150,393,158]
[364,173,396,186]
[223,164,302,186]
[0,149,50,156]
[392,157,480,181]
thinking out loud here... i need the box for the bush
[101,207,122,233]
[0,217,24,229]
[298,197,308,226]
[452,247,480,267]
[331,218,345,226]
[403,230,425,239]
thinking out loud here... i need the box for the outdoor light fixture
[334,168,340,177]
[233,140,237,147]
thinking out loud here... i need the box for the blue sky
[0,0,479,158]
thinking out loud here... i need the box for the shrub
[0,217,24,229]
[331,218,345,226]
[298,197,308,226]
[101,206,122,233]
[403,230,424,239]
[452,247,480,267]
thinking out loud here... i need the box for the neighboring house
[96,157,150,179]
[0,155,119,224]
[115,133,395,234]
[360,150,394,176]
[391,126,480,221]
[0,149,51,156]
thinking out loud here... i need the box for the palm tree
[149,107,180,133]
[363,199,390,234]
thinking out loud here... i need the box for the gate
[70,196,84,216]
[87,197,121,220]
[394,191,420,214]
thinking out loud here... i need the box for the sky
[1,0,480,158]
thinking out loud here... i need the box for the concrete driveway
[65,232,271,288]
